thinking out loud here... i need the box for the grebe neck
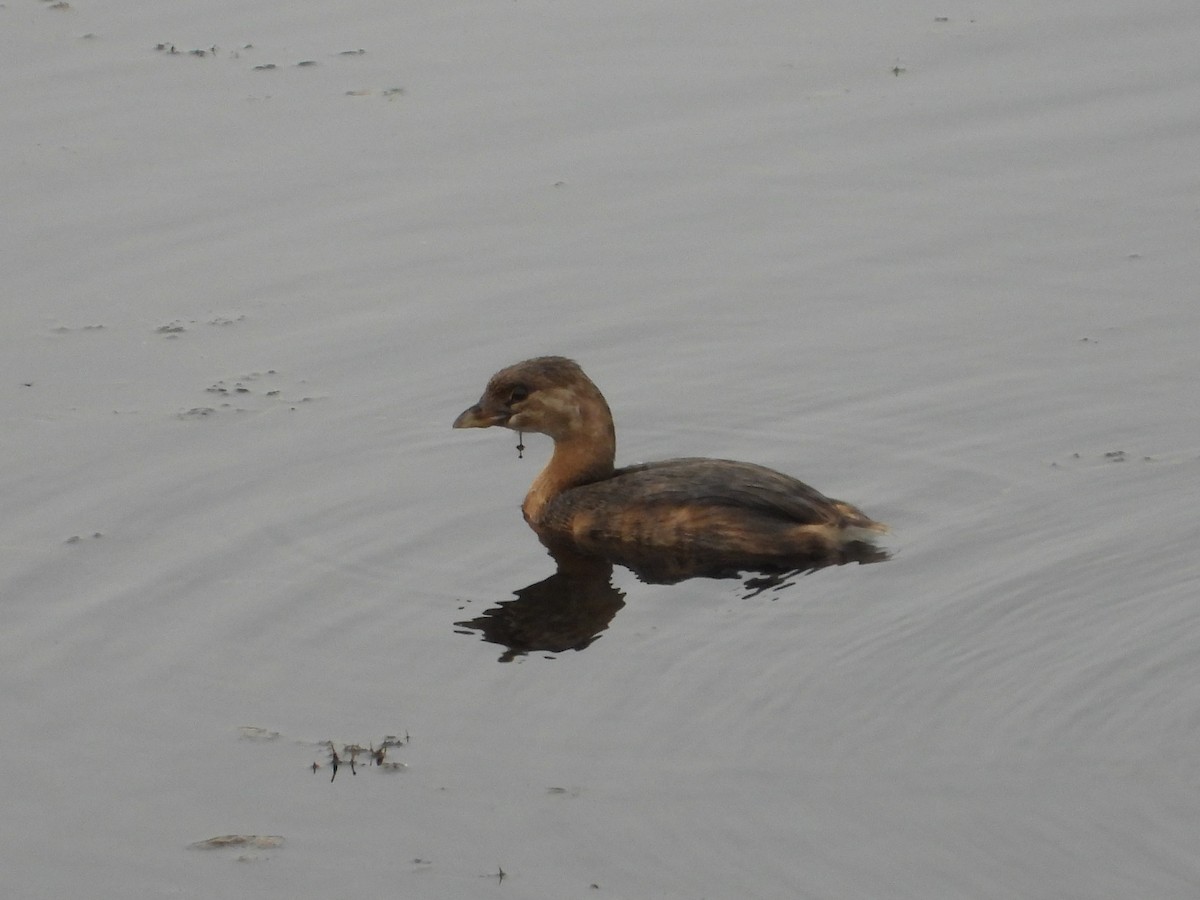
[523,429,615,525]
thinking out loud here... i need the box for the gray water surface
[4,0,1199,897]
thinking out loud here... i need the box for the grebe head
[452,356,612,442]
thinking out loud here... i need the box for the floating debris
[1052,449,1164,469]
[237,725,281,741]
[311,733,410,781]
[189,835,284,851]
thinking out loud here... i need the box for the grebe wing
[592,457,847,526]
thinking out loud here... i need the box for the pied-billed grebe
[453,356,886,565]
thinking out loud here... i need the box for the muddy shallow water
[4,0,1199,897]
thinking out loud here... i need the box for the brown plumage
[453,356,886,569]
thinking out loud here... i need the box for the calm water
[4,1,1199,897]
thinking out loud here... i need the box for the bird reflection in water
[454,533,886,662]
[454,543,624,663]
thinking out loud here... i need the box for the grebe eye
[509,384,529,404]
